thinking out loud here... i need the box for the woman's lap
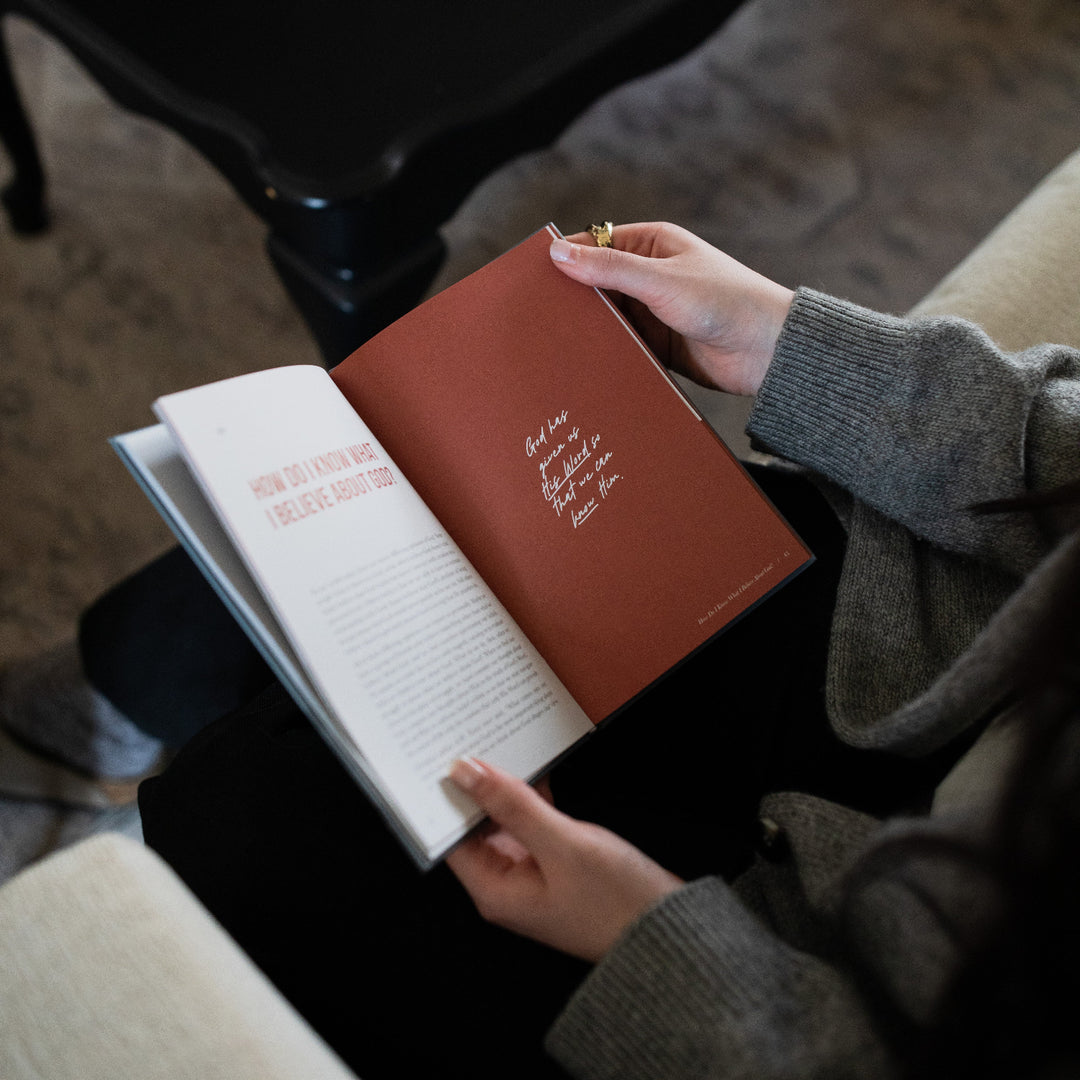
[138,466,848,1077]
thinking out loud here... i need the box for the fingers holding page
[549,222,794,396]
[446,757,682,963]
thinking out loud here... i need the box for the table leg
[266,229,447,366]
[0,23,47,233]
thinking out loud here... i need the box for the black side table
[0,0,737,363]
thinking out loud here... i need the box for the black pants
[79,546,276,746]
[127,468,911,1079]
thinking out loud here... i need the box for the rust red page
[331,226,811,723]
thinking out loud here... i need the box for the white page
[152,365,593,862]
[112,424,440,859]
[112,425,318,711]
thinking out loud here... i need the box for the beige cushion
[0,834,357,1080]
[909,148,1080,350]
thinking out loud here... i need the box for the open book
[113,226,812,868]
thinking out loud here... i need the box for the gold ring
[589,221,614,248]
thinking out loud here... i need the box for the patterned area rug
[1,0,1079,880]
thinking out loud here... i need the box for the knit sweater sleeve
[747,290,1080,574]
[544,876,896,1080]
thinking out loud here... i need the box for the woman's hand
[446,758,682,963]
[550,222,794,397]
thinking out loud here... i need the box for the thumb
[549,236,669,305]
[448,757,573,858]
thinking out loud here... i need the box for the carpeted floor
[1,0,1079,882]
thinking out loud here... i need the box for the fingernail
[448,757,486,793]
[549,238,576,264]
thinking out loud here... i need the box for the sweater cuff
[545,877,803,1080]
[747,289,909,483]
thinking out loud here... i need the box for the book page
[153,366,592,864]
[111,425,318,712]
[331,227,813,722]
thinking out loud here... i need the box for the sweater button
[758,816,788,860]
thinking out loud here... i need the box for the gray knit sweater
[544,289,1080,1079]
